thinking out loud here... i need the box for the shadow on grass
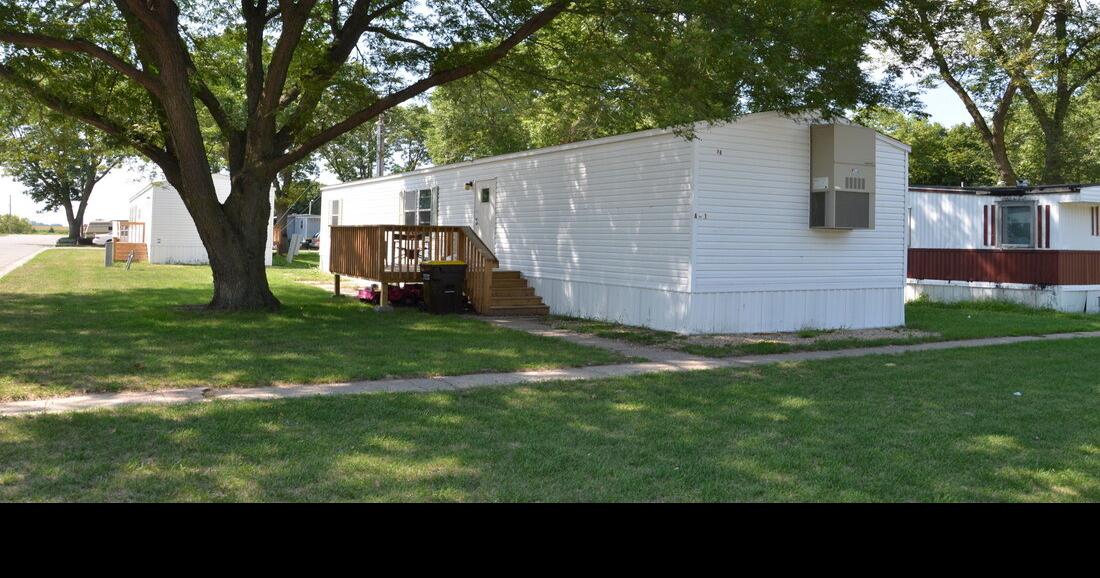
[2,338,1098,501]
[0,282,620,400]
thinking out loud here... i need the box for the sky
[1,84,973,225]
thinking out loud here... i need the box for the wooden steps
[487,270,549,316]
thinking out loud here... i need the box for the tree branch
[365,26,435,51]
[0,30,162,96]
[258,0,320,123]
[270,0,570,174]
[0,63,173,167]
[274,0,411,143]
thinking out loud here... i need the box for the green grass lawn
[548,299,1100,357]
[0,250,621,401]
[2,337,1098,502]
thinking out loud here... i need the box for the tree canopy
[879,0,1100,185]
[0,88,125,240]
[0,0,903,309]
[428,1,906,163]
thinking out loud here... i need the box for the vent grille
[844,176,867,191]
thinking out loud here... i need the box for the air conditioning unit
[810,123,876,229]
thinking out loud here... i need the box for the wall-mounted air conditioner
[810,123,876,229]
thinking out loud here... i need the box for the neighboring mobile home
[907,184,1100,313]
[123,173,275,266]
[321,112,911,334]
[284,213,321,241]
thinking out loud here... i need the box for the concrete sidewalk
[4,323,1100,418]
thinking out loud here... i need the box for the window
[480,187,491,203]
[330,199,341,226]
[404,188,433,225]
[999,202,1034,248]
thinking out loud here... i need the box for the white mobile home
[284,213,321,240]
[321,112,910,334]
[126,173,275,266]
[907,184,1100,312]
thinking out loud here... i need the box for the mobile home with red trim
[907,184,1100,312]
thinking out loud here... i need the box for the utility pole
[376,113,385,178]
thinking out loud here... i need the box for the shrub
[0,214,34,234]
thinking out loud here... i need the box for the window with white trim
[403,188,434,225]
[998,201,1034,248]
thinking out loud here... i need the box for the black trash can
[421,261,467,314]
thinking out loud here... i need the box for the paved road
[0,234,62,279]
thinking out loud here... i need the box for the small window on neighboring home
[999,202,1034,248]
[480,187,491,203]
[403,188,434,225]
[330,199,341,226]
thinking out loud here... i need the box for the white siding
[321,131,696,331]
[909,191,1085,250]
[128,186,155,248]
[321,114,908,334]
[909,192,988,249]
[1054,202,1100,250]
[146,174,274,266]
[686,114,908,332]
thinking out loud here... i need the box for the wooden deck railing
[330,225,499,313]
[113,221,145,244]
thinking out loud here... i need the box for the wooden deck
[112,221,147,262]
[329,225,548,314]
[330,225,499,313]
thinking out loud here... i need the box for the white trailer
[127,173,274,266]
[908,184,1100,312]
[322,112,910,333]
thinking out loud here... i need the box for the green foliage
[860,92,1100,187]
[428,1,906,164]
[0,214,33,234]
[858,107,999,186]
[0,82,126,238]
[317,104,431,182]
[878,0,1100,184]
[1006,84,1100,185]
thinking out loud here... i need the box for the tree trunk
[71,180,91,242]
[173,172,280,311]
[207,240,279,311]
[1041,126,1066,184]
[60,198,80,241]
[990,132,1017,185]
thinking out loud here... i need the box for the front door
[474,179,496,250]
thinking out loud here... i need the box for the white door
[474,179,496,249]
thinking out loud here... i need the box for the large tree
[0,0,891,311]
[879,0,1022,184]
[0,95,125,241]
[977,0,1100,183]
[880,0,1100,185]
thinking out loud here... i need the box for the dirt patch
[684,326,938,348]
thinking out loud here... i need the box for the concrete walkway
[4,319,1100,417]
[0,235,61,279]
